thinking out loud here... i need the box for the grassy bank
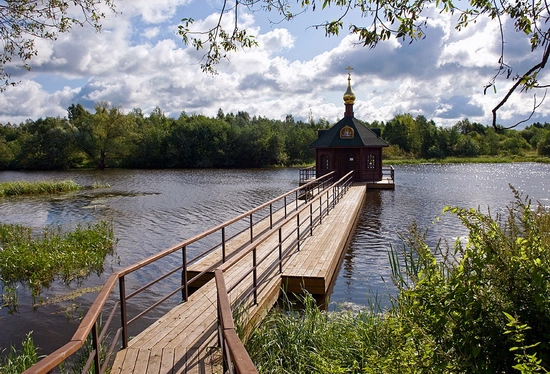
[0,221,117,310]
[0,179,109,198]
[245,189,550,373]
[383,153,550,165]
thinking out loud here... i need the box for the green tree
[75,102,135,169]
[537,131,550,156]
[17,117,77,169]
[454,134,480,157]
[128,107,173,168]
[383,115,411,153]
[1,0,116,88]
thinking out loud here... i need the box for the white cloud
[0,81,79,123]
[117,0,193,24]
[1,2,549,128]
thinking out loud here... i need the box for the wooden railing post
[297,214,301,251]
[270,204,273,229]
[119,276,128,349]
[309,204,313,236]
[319,195,323,225]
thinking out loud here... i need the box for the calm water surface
[0,164,549,353]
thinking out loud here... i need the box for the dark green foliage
[537,132,550,156]
[247,190,550,373]
[391,188,550,372]
[2,105,550,171]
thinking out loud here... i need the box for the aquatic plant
[0,179,110,198]
[0,221,117,311]
[0,180,81,197]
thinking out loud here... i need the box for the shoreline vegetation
[0,179,116,372]
[382,151,550,165]
[0,179,109,198]
[0,221,117,312]
[245,189,550,373]
[1,106,550,170]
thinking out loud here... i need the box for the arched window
[321,154,329,169]
[366,154,376,169]
[340,126,354,139]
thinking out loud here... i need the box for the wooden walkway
[111,183,367,373]
[283,183,367,295]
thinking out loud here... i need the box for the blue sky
[0,0,548,128]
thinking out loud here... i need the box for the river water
[1,164,549,354]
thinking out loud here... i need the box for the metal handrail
[214,172,354,373]
[382,165,395,181]
[23,172,336,374]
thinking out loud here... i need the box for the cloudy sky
[1,0,548,128]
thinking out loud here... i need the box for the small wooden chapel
[309,68,392,186]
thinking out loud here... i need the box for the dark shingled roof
[310,116,389,148]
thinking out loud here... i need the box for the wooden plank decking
[111,183,367,373]
[282,183,367,295]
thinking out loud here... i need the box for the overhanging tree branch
[491,41,550,129]
[0,0,116,90]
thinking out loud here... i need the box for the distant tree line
[1,104,550,170]
[0,103,328,170]
[376,114,550,159]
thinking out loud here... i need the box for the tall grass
[0,179,110,197]
[0,221,117,311]
[246,188,550,373]
[0,332,40,374]
[0,180,81,197]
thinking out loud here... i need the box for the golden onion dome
[343,68,356,105]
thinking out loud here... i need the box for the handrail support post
[182,246,188,302]
[119,276,128,349]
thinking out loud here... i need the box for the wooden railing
[23,172,336,374]
[214,171,354,373]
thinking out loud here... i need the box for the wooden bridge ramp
[111,183,367,373]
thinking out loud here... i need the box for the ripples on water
[1,164,549,352]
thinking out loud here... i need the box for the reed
[0,179,81,197]
[0,332,40,374]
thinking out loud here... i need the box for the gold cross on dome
[345,66,353,78]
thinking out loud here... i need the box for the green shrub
[248,188,550,373]
[391,186,550,372]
